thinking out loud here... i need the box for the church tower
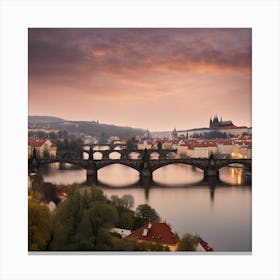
[209,118,213,128]
[171,128,177,138]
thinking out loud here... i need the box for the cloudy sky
[28,28,251,131]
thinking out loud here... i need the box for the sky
[28,28,252,131]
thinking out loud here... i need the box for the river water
[40,162,251,252]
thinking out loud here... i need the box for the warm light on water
[220,167,245,185]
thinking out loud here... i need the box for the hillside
[28,116,64,123]
[28,115,146,140]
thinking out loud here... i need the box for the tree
[28,199,52,251]
[110,195,122,207]
[110,194,135,229]
[43,183,60,204]
[135,204,160,225]
[50,186,118,250]
[176,234,200,251]
[126,137,137,150]
[49,132,57,140]
[111,194,134,210]
[118,211,134,229]
[121,194,134,210]
[30,176,60,204]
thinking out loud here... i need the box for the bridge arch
[152,162,205,173]
[93,151,103,160]
[93,145,110,151]
[109,151,122,159]
[97,162,140,173]
[152,163,204,184]
[113,145,123,150]
[128,152,141,159]
[166,152,177,159]
[59,151,81,160]
[150,152,160,159]
[83,151,89,160]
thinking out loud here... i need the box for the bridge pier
[140,168,153,185]
[203,167,220,181]
[86,167,98,185]
[102,150,110,160]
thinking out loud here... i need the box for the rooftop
[28,138,56,148]
[127,222,179,245]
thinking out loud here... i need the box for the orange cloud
[91,49,107,57]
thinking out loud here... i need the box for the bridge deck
[36,157,251,172]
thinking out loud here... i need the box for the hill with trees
[28,115,146,140]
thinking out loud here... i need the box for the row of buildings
[28,134,252,160]
[138,134,252,159]
[28,125,60,134]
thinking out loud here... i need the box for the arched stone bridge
[82,147,177,159]
[29,147,252,185]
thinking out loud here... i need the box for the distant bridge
[28,146,252,185]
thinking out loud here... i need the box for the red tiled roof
[199,238,213,251]
[187,142,217,149]
[127,222,179,245]
[215,139,233,145]
[28,138,47,147]
[179,144,188,147]
[28,138,56,148]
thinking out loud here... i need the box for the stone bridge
[28,147,252,185]
[83,146,177,159]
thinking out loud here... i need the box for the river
[40,162,251,252]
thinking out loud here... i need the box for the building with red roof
[28,138,57,159]
[127,222,179,251]
[198,238,214,252]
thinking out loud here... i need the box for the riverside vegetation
[29,182,170,251]
[28,177,200,251]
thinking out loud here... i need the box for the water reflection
[39,162,248,204]
[40,162,250,189]
[38,162,251,251]
[220,166,245,185]
[39,162,252,221]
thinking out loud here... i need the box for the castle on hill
[171,115,251,138]
[209,114,233,129]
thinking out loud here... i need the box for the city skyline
[29,28,252,131]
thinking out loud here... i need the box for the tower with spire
[144,129,151,139]
[171,127,177,138]
[209,115,233,128]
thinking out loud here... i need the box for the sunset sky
[28,28,251,131]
